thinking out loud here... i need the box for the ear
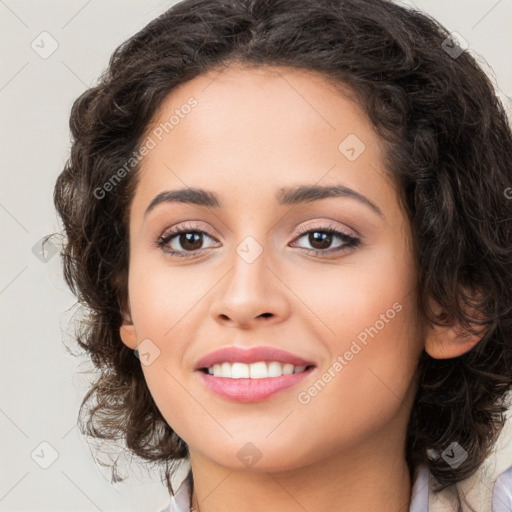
[119,298,138,350]
[423,294,487,359]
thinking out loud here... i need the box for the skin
[120,64,482,512]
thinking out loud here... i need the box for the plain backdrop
[1,1,511,511]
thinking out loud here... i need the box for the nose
[209,243,290,329]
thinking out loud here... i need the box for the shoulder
[492,465,512,511]
[428,409,512,512]
[158,468,192,512]
[426,463,512,512]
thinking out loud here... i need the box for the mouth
[196,362,316,403]
[193,345,316,402]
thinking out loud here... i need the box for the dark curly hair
[51,0,512,509]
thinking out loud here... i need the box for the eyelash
[155,221,361,259]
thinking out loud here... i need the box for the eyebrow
[144,184,384,219]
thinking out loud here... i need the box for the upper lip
[194,346,316,370]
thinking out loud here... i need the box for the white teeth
[249,361,267,379]
[221,362,231,378]
[267,361,283,377]
[282,363,294,375]
[231,362,250,379]
[206,361,310,378]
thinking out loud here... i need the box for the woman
[52,0,512,510]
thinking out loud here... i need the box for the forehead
[130,64,395,222]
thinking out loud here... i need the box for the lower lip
[196,367,315,403]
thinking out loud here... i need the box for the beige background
[0,1,511,510]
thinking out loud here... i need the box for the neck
[188,431,413,512]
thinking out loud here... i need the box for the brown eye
[291,225,361,257]
[306,231,334,250]
[177,232,204,251]
[156,222,219,258]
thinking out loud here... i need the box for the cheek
[127,257,213,343]
[288,306,421,467]
[126,260,219,431]
[289,233,417,351]
[290,241,421,430]
[141,363,212,454]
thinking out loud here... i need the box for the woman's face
[120,65,425,472]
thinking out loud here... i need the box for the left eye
[290,226,360,254]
